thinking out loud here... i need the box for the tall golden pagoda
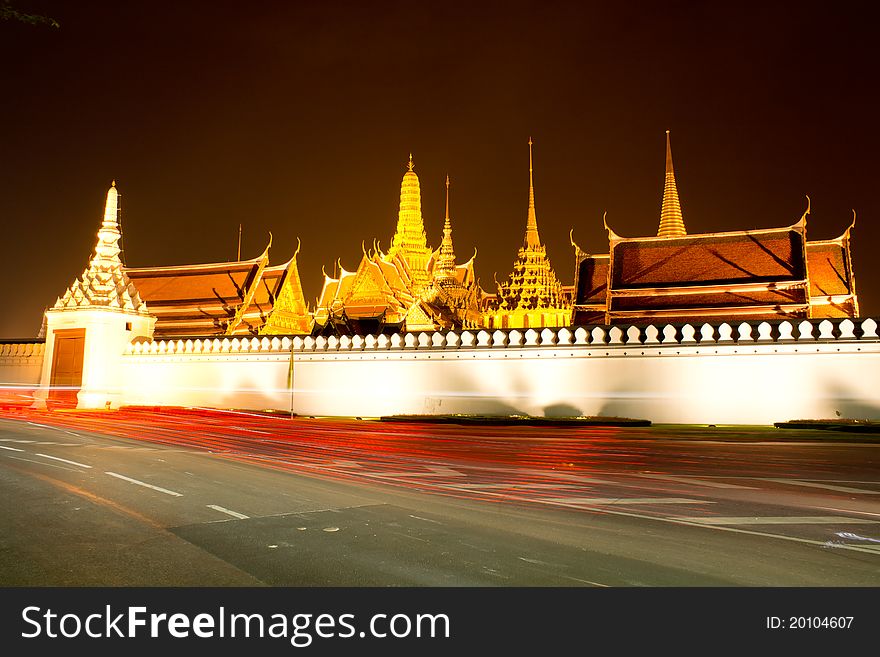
[486,139,570,329]
[385,154,434,291]
[314,155,482,334]
[657,130,686,237]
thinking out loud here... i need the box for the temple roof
[807,236,854,297]
[124,242,305,336]
[573,253,609,305]
[610,224,807,289]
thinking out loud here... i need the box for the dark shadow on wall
[542,403,583,418]
[816,380,880,421]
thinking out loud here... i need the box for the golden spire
[435,175,457,281]
[408,153,414,172]
[445,174,450,228]
[658,130,686,237]
[525,137,541,248]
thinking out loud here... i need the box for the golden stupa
[486,139,570,329]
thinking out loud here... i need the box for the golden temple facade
[313,156,483,335]
[485,139,570,329]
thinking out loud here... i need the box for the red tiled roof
[807,241,853,297]
[611,228,806,288]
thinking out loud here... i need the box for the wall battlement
[111,318,880,424]
[123,317,880,358]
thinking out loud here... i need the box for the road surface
[0,408,877,585]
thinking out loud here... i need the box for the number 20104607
[766,617,854,629]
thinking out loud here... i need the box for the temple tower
[433,175,458,284]
[386,154,433,290]
[490,139,568,329]
[658,130,686,237]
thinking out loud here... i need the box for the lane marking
[437,483,584,490]
[760,478,880,495]
[409,514,443,524]
[206,504,249,520]
[0,439,35,443]
[561,575,609,587]
[26,421,78,435]
[835,531,880,544]
[839,544,880,554]
[633,474,757,490]
[0,444,24,452]
[35,453,92,469]
[105,472,183,497]
[528,498,880,556]
[674,516,879,526]
[546,497,710,506]
[6,455,79,472]
[814,506,880,518]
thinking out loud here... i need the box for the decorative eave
[610,279,809,298]
[807,209,857,246]
[124,254,267,277]
[608,221,808,245]
[608,303,811,319]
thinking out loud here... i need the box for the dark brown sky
[1,0,877,337]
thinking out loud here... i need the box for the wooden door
[50,329,85,407]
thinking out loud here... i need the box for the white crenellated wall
[116,318,880,425]
[120,336,294,411]
[0,341,45,386]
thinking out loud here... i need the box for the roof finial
[658,130,686,237]
[408,153,414,172]
[524,137,540,248]
[111,179,116,188]
[445,174,450,225]
[528,136,534,211]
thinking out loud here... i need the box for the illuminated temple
[313,156,483,335]
[571,132,859,325]
[50,135,861,342]
[485,139,570,329]
[53,183,311,337]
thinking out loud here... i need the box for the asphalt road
[0,408,878,586]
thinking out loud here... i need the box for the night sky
[1,1,877,337]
